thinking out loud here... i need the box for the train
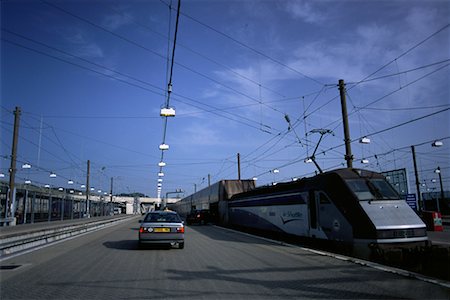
[170,168,428,258]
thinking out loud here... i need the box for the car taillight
[177,227,184,233]
[196,214,201,218]
[139,227,145,233]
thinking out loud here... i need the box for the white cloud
[63,28,104,59]
[101,12,133,30]
[176,122,223,146]
[284,0,325,24]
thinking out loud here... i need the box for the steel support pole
[6,107,21,220]
[237,153,241,180]
[338,80,353,168]
[86,160,90,218]
[411,146,422,211]
[437,166,443,213]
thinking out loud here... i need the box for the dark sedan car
[139,210,184,249]
[186,209,211,225]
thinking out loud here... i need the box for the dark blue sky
[1,0,449,197]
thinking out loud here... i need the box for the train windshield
[346,179,399,201]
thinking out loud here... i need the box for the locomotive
[171,168,428,257]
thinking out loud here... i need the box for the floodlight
[359,137,371,144]
[160,108,176,117]
[432,140,443,147]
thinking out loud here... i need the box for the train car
[228,168,428,258]
[170,180,255,223]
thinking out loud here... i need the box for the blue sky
[1,0,449,198]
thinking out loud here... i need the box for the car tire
[178,242,184,249]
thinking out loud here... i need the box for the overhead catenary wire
[250,108,449,179]
[4,3,448,193]
[2,24,304,134]
[39,0,291,118]
[111,1,287,99]
[303,24,449,121]
[0,34,281,134]
[162,2,324,87]
[157,0,181,197]
[351,23,450,88]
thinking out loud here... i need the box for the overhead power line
[1,34,277,133]
[168,4,324,86]
[251,108,449,179]
[351,23,450,88]
[39,0,290,117]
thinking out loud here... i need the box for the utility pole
[86,160,90,218]
[237,153,241,180]
[338,79,353,168]
[110,177,113,216]
[208,174,211,187]
[411,146,422,211]
[110,177,113,202]
[6,107,21,221]
[436,166,443,213]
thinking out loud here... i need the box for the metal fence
[0,182,122,225]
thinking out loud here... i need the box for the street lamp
[359,137,371,144]
[159,144,169,150]
[432,140,443,147]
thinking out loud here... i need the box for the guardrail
[0,215,135,258]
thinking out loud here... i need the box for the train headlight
[377,230,394,239]
[377,228,427,239]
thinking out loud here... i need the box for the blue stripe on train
[229,193,306,208]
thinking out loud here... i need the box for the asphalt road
[1,216,449,299]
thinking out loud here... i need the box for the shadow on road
[103,240,174,251]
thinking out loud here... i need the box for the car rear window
[144,213,181,223]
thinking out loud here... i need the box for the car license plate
[154,227,170,233]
